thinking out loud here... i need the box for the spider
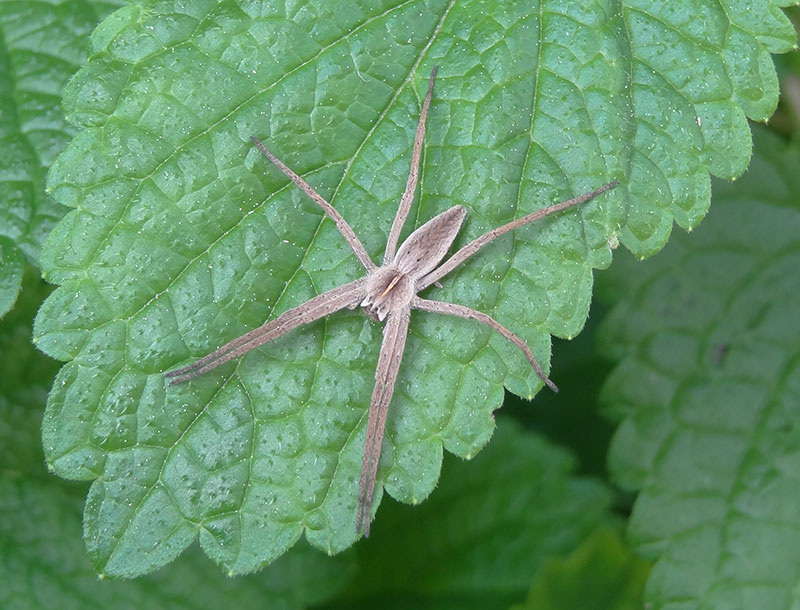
[166,67,617,536]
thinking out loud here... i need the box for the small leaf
[32,1,795,575]
[598,128,800,610]
[0,0,127,318]
[510,528,651,610]
[0,236,23,317]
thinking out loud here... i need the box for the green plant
[2,1,798,609]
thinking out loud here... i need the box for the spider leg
[418,181,618,290]
[165,278,366,385]
[383,67,438,264]
[251,137,375,271]
[356,307,411,536]
[412,296,558,393]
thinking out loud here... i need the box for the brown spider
[166,67,617,536]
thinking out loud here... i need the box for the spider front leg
[383,66,438,264]
[251,137,376,272]
[165,278,367,384]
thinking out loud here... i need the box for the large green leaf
[0,0,127,317]
[0,477,353,610]
[598,128,800,610]
[32,0,794,576]
[0,269,354,610]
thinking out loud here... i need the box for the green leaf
[327,418,614,610]
[510,528,651,610]
[32,1,794,576]
[0,477,355,610]
[0,273,59,477]
[597,128,800,610]
[0,236,24,317]
[505,315,617,478]
[0,276,354,610]
[0,0,127,318]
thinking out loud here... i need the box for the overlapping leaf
[0,0,127,317]
[598,128,800,610]
[0,274,59,476]
[32,0,795,575]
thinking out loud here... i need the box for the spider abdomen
[393,205,466,279]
